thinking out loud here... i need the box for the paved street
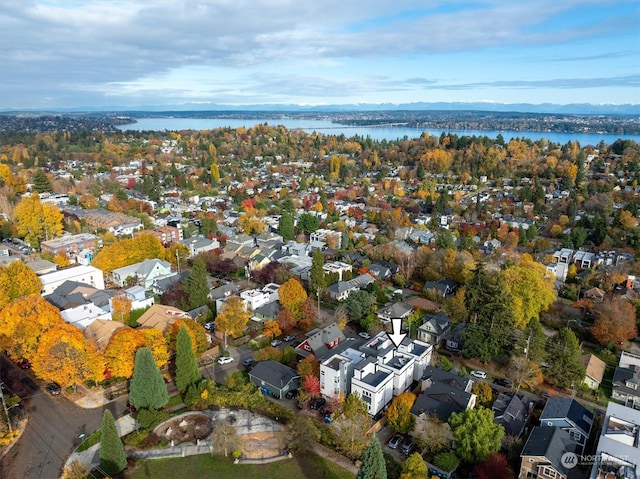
[0,356,127,479]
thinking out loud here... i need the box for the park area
[123,452,355,479]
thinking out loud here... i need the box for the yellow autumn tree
[420,149,453,174]
[165,318,208,355]
[500,254,556,329]
[104,328,148,379]
[387,391,417,434]
[92,234,165,272]
[0,261,42,309]
[13,193,63,247]
[237,214,266,235]
[215,295,250,339]
[278,278,308,316]
[139,328,170,367]
[0,295,62,361]
[263,320,282,339]
[32,322,102,389]
[111,294,132,324]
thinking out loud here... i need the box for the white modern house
[40,265,105,295]
[240,283,280,311]
[60,303,112,330]
[319,331,433,416]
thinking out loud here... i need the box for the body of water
[117,117,640,145]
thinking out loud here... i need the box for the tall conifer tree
[129,347,168,410]
[175,325,200,393]
[99,409,127,476]
[356,435,387,479]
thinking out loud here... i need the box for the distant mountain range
[2,101,639,115]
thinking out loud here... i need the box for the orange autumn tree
[263,320,282,339]
[387,391,416,434]
[0,295,62,361]
[111,294,132,324]
[32,322,102,390]
[165,318,208,355]
[104,328,148,379]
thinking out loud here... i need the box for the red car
[18,358,31,369]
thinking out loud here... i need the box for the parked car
[401,440,416,455]
[494,378,512,388]
[217,356,234,365]
[470,370,487,379]
[388,433,404,449]
[358,332,371,339]
[46,382,61,396]
[284,389,299,400]
[242,358,255,368]
[309,397,326,410]
[283,335,295,342]
[17,358,31,369]
[204,322,215,331]
[270,339,282,347]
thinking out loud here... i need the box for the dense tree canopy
[14,193,63,247]
[591,298,637,345]
[0,261,41,309]
[386,392,416,434]
[214,295,250,339]
[449,408,504,463]
[545,328,585,389]
[92,234,166,272]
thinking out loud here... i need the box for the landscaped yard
[124,452,355,479]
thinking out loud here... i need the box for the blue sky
[1,0,638,109]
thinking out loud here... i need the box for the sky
[1,0,639,110]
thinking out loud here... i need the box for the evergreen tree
[129,347,169,410]
[184,257,209,309]
[278,211,295,241]
[175,325,200,394]
[545,328,585,389]
[32,168,53,193]
[356,435,387,479]
[309,249,326,295]
[462,264,515,362]
[99,409,127,476]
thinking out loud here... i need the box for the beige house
[136,304,189,333]
[582,354,606,390]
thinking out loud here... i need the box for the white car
[270,339,282,347]
[470,370,487,379]
[358,332,371,339]
[217,356,234,365]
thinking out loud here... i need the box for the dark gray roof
[253,301,281,319]
[613,365,640,397]
[153,271,188,292]
[521,426,578,476]
[540,397,594,437]
[492,393,528,437]
[410,383,472,422]
[248,360,300,392]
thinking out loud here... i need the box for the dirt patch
[155,413,213,445]
[239,430,287,459]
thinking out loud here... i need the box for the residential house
[320,348,367,400]
[410,366,476,422]
[210,282,239,312]
[368,261,399,281]
[423,278,459,298]
[84,319,127,351]
[417,311,452,345]
[445,323,466,352]
[296,322,348,362]
[492,392,529,437]
[323,261,353,281]
[583,287,606,303]
[326,273,375,301]
[240,283,280,312]
[151,271,188,296]
[612,351,640,409]
[248,360,300,399]
[135,304,189,333]
[582,354,606,390]
[44,280,113,311]
[40,265,105,295]
[60,303,112,330]
[519,426,579,479]
[589,401,640,479]
[539,397,594,455]
[376,301,414,326]
[111,258,176,289]
[179,235,220,258]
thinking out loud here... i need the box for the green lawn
[124,452,355,479]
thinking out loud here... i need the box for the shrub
[136,409,169,431]
[433,452,459,473]
[437,356,453,371]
